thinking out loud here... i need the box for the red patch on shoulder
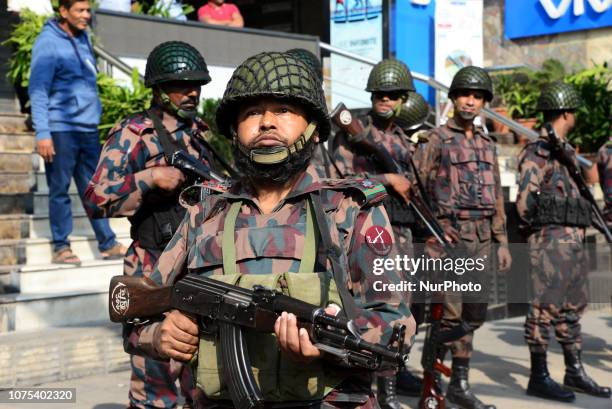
[364,225,392,256]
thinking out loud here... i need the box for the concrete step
[0,112,28,133]
[0,238,25,265]
[0,192,33,215]
[29,212,130,238]
[0,171,35,193]
[24,234,131,265]
[0,234,131,266]
[0,214,29,240]
[0,322,128,386]
[11,259,122,294]
[0,151,37,172]
[0,290,111,333]
[0,132,35,152]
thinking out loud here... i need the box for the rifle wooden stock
[330,102,365,138]
[108,275,173,322]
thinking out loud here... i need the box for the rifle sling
[147,109,188,163]
[310,192,360,320]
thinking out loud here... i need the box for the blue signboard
[392,1,435,104]
[505,0,612,39]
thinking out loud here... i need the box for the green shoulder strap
[222,198,317,275]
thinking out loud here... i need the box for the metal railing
[319,41,592,167]
[94,44,144,82]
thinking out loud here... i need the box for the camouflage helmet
[537,81,582,111]
[366,59,415,93]
[286,48,323,82]
[448,66,493,102]
[216,51,331,141]
[144,41,211,88]
[395,92,431,131]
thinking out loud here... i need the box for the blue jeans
[45,131,117,252]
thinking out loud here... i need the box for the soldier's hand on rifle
[152,166,186,192]
[384,173,411,204]
[153,309,199,362]
[36,139,55,163]
[443,224,461,243]
[497,246,512,273]
[275,307,338,363]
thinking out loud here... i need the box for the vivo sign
[505,0,612,39]
[540,0,610,18]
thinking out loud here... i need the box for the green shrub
[492,59,611,152]
[566,63,611,153]
[1,9,49,88]
[199,98,233,167]
[97,69,152,137]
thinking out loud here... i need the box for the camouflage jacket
[413,118,507,244]
[330,113,412,183]
[84,107,212,276]
[330,114,414,249]
[516,132,585,243]
[597,137,612,223]
[125,165,415,365]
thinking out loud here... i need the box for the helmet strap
[236,122,317,165]
[158,88,198,120]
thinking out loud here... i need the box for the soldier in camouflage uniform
[122,51,416,409]
[597,136,612,224]
[329,59,421,408]
[84,41,216,409]
[395,91,431,158]
[517,81,610,402]
[414,66,512,409]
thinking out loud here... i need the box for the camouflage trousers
[524,237,588,353]
[129,355,194,409]
[125,243,195,408]
[441,219,492,359]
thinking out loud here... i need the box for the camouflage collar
[147,106,209,136]
[220,164,324,205]
[445,117,487,139]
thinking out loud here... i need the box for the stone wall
[483,0,611,70]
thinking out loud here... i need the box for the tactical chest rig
[531,142,591,228]
[129,111,202,251]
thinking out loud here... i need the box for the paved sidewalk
[0,309,609,409]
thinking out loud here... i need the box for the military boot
[527,352,575,402]
[377,375,402,409]
[563,348,611,398]
[445,360,496,409]
[397,368,423,397]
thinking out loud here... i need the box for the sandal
[52,247,82,266]
[100,243,127,260]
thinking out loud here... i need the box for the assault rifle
[330,102,450,248]
[331,102,473,409]
[169,150,227,184]
[545,123,612,243]
[109,274,407,409]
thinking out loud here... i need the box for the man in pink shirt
[198,0,244,27]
